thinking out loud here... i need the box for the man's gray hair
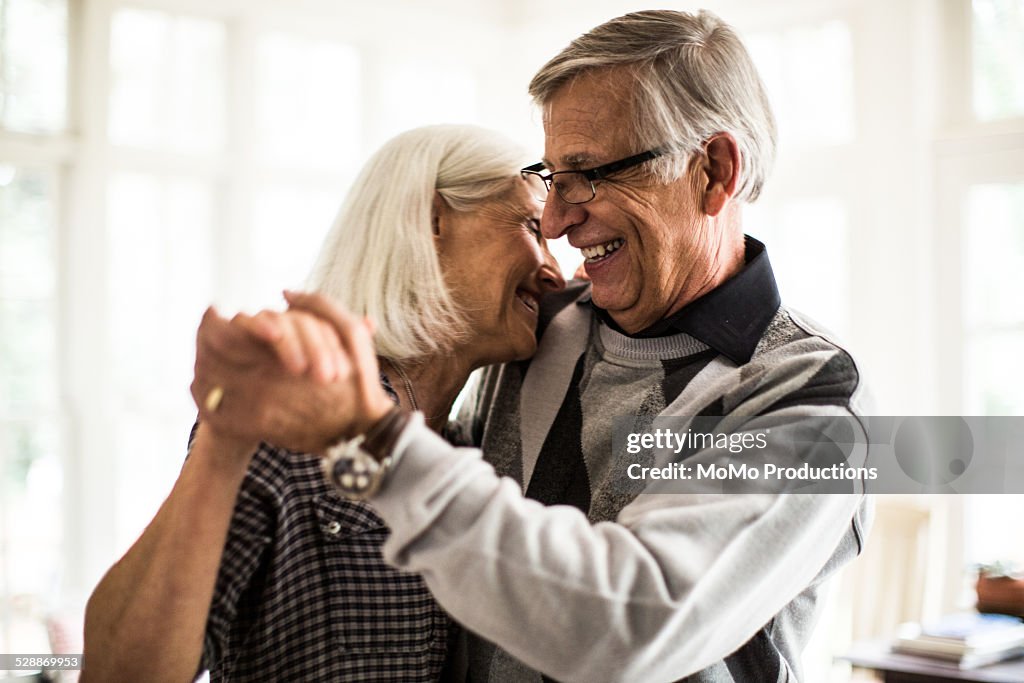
[529,9,776,202]
[307,124,524,361]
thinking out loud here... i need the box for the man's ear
[702,133,740,217]
[431,192,446,236]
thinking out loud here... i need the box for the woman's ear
[431,192,445,236]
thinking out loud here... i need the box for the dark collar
[586,236,781,365]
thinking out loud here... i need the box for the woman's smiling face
[437,177,565,366]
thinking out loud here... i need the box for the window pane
[0,166,55,301]
[0,166,56,413]
[963,183,1024,329]
[0,0,67,133]
[0,166,61,655]
[746,198,850,338]
[966,495,1024,564]
[109,8,226,153]
[965,331,1024,414]
[377,60,478,142]
[107,172,214,410]
[110,411,184,557]
[255,33,360,170]
[972,0,1024,121]
[0,300,56,410]
[0,418,64,654]
[245,184,338,308]
[963,183,1024,414]
[106,173,216,551]
[745,20,854,147]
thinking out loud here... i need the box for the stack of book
[893,613,1024,669]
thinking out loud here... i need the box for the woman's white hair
[529,9,776,203]
[306,124,525,362]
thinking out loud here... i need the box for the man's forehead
[540,71,633,169]
[541,112,626,169]
[541,127,629,170]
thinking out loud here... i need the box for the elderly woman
[81,125,564,682]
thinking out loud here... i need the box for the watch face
[323,437,386,500]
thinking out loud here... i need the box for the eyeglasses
[521,147,668,205]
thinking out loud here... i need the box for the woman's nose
[538,250,566,293]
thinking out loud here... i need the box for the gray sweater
[371,274,872,682]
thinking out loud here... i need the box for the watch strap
[362,405,413,462]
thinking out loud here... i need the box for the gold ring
[205,385,225,412]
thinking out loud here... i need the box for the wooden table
[840,639,1024,683]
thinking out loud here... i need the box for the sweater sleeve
[370,412,866,683]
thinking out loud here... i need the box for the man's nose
[540,192,586,241]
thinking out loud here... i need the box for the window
[0,0,67,133]
[0,0,67,656]
[105,7,230,549]
[972,0,1024,121]
[953,0,1024,636]
[109,9,226,153]
[247,185,338,308]
[376,59,478,143]
[745,20,855,147]
[0,165,62,656]
[740,19,855,344]
[746,197,850,339]
[254,33,360,169]
[962,183,1024,414]
[8,2,491,634]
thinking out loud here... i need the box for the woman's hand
[191,297,392,454]
[283,290,394,430]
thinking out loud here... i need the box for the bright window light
[0,167,56,413]
[745,20,855,147]
[109,8,227,153]
[106,172,216,551]
[0,0,67,133]
[746,197,850,338]
[972,0,1024,121]
[376,60,478,143]
[106,172,215,411]
[0,167,61,655]
[247,184,341,309]
[255,33,360,170]
[963,183,1024,414]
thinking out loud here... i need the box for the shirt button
[324,520,342,535]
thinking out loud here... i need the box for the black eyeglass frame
[521,147,669,205]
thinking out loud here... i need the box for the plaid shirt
[194,379,450,681]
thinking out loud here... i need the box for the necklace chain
[388,360,419,412]
[385,358,449,423]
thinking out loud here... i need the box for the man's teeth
[581,239,624,262]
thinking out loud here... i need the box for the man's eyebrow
[540,153,597,171]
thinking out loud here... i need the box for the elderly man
[200,10,871,682]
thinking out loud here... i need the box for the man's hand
[191,299,392,454]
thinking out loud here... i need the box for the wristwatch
[322,406,412,500]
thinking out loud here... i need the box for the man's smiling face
[539,68,728,334]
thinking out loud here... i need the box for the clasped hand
[191,291,393,454]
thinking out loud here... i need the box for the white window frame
[25,0,515,609]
